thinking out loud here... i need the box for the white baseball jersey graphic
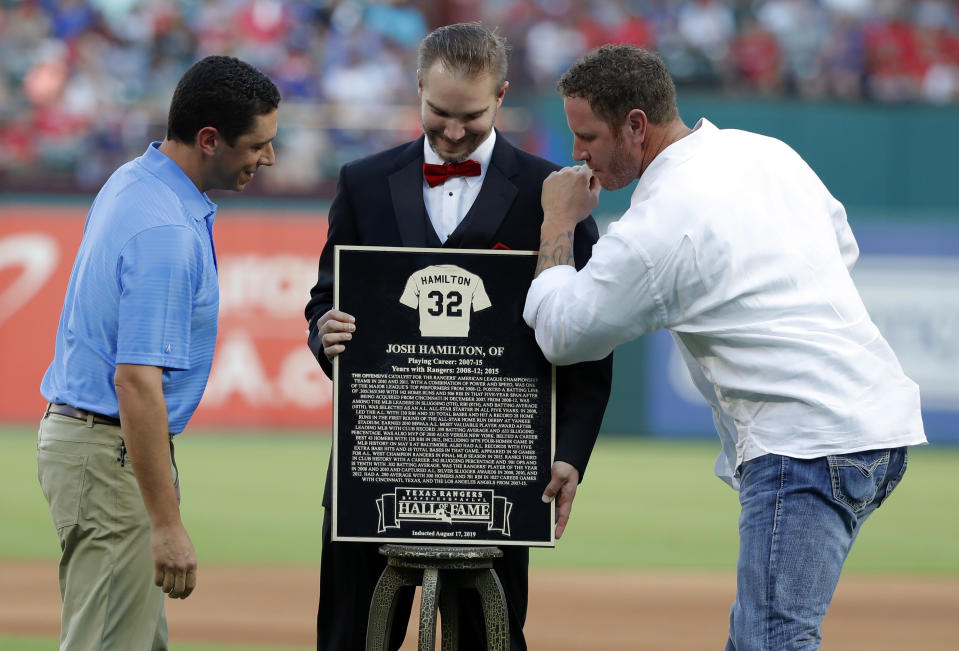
[399,265,491,337]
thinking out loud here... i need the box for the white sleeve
[471,276,491,312]
[399,274,420,309]
[830,197,859,271]
[523,232,668,365]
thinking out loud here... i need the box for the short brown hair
[418,22,510,88]
[167,55,280,146]
[558,45,679,130]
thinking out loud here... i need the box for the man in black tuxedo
[304,22,612,651]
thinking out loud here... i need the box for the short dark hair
[558,45,679,131]
[417,22,510,89]
[167,56,280,146]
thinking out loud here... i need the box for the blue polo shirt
[41,143,219,434]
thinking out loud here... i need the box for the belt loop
[85,412,95,428]
[45,402,53,417]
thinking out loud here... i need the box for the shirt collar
[422,129,497,187]
[140,142,218,222]
[640,118,716,182]
[662,118,715,158]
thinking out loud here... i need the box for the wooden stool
[366,544,509,651]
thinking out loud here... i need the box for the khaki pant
[37,409,178,650]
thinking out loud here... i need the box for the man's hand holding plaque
[542,460,580,540]
[317,309,355,360]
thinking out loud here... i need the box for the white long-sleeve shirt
[524,119,925,488]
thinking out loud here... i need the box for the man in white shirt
[523,44,925,650]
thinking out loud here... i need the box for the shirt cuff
[523,265,577,329]
[115,352,190,371]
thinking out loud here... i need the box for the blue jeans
[725,447,908,651]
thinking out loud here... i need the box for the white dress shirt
[524,118,926,488]
[423,130,496,242]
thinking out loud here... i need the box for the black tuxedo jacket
[306,131,612,505]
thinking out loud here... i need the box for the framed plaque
[332,246,555,546]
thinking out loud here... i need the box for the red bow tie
[423,160,481,187]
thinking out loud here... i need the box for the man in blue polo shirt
[38,56,280,650]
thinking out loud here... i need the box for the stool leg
[418,567,441,651]
[367,566,419,651]
[438,581,458,651]
[475,569,509,651]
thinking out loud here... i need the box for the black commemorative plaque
[332,245,555,546]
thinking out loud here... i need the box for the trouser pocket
[827,449,890,513]
[37,448,87,530]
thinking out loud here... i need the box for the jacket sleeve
[305,164,357,379]
[552,216,613,480]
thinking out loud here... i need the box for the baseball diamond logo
[376,487,512,536]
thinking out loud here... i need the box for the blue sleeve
[115,225,202,370]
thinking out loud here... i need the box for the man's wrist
[535,220,576,277]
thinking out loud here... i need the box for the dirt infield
[3,560,958,650]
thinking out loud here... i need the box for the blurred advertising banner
[0,203,331,429]
[641,222,959,444]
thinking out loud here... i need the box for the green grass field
[0,636,278,651]
[3,427,958,650]
[5,427,958,572]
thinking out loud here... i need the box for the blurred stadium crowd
[1,0,958,194]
